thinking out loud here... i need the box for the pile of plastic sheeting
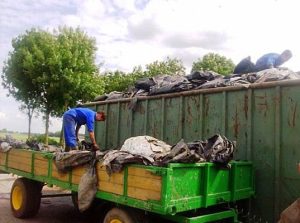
[101,136,171,174]
[0,135,62,152]
[54,150,96,172]
[0,135,30,152]
[100,134,236,174]
[93,68,300,102]
[0,141,12,152]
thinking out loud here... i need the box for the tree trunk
[27,113,32,139]
[45,112,50,146]
[59,123,64,147]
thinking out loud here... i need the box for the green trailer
[0,148,254,222]
[84,79,300,222]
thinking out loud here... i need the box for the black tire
[10,178,42,218]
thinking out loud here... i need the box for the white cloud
[0,112,6,119]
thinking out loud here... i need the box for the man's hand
[92,144,100,151]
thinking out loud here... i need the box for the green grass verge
[0,132,59,143]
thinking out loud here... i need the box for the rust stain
[186,104,192,124]
[204,97,209,117]
[233,107,240,138]
[244,94,248,119]
[255,94,267,99]
[187,104,192,116]
[288,102,297,128]
[255,92,268,117]
[292,103,297,127]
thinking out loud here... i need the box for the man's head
[95,111,106,121]
[280,49,292,63]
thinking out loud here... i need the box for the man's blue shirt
[64,108,96,132]
[255,53,280,71]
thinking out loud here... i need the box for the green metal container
[85,79,300,222]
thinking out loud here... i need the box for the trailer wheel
[103,207,136,223]
[10,178,42,218]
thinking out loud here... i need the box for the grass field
[0,132,59,143]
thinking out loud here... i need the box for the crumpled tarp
[198,134,235,164]
[158,139,204,164]
[120,136,171,160]
[255,68,300,83]
[101,150,153,175]
[158,134,235,166]
[148,75,194,95]
[54,150,94,172]
[0,142,12,152]
[78,158,97,212]
[100,134,236,174]
[186,70,218,85]
[101,136,171,175]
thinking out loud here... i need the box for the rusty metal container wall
[85,80,300,222]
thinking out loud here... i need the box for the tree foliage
[191,53,235,76]
[101,70,136,93]
[2,27,101,144]
[144,57,185,77]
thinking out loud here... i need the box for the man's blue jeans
[63,113,77,148]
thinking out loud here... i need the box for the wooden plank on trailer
[72,167,124,185]
[8,156,32,168]
[34,153,49,161]
[34,166,48,176]
[7,156,31,166]
[9,149,32,159]
[127,175,161,192]
[72,175,82,185]
[51,163,69,181]
[0,152,6,165]
[34,159,48,176]
[7,160,31,172]
[128,166,162,180]
[97,170,124,184]
[34,159,48,168]
[72,166,87,176]
[99,181,123,195]
[128,186,161,201]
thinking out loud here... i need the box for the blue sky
[1,0,300,133]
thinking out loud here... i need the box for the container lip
[84,79,300,106]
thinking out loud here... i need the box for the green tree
[2,29,47,139]
[144,57,185,77]
[192,53,235,76]
[101,70,136,93]
[2,27,102,145]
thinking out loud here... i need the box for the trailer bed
[0,148,254,217]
